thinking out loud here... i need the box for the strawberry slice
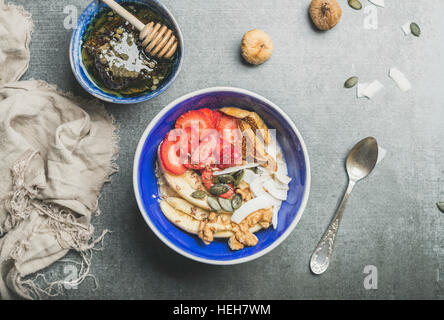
[175,110,214,138]
[159,130,187,175]
[199,108,215,126]
[199,108,223,128]
[201,169,215,190]
[211,110,222,128]
[189,132,219,169]
[184,126,199,155]
[217,114,241,147]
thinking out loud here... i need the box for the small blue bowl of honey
[70,0,183,104]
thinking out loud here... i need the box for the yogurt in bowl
[133,87,310,264]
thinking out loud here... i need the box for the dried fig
[309,0,342,31]
[241,29,273,65]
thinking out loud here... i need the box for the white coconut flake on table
[402,22,412,35]
[212,163,260,175]
[356,82,369,98]
[377,146,387,164]
[231,197,272,224]
[368,0,384,7]
[363,80,384,99]
[389,67,412,92]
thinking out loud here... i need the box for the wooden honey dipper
[101,0,178,59]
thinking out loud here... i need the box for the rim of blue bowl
[69,0,184,104]
[132,87,311,265]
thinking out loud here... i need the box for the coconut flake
[249,176,270,197]
[363,80,384,99]
[231,197,272,224]
[272,207,279,229]
[213,163,260,176]
[242,169,259,184]
[274,166,291,184]
[357,82,369,98]
[389,67,411,92]
[368,0,384,7]
[402,22,412,35]
[263,179,288,201]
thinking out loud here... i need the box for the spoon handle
[310,180,355,275]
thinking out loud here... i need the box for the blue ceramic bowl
[70,0,183,104]
[133,88,311,265]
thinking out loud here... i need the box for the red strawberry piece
[175,110,213,139]
[201,169,215,190]
[159,130,187,175]
[217,114,241,147]
[211,110,222,128]
[184,126,199,155]
[218,184,235,199]
[199,108,223,128]
[189,132,219,169]
[199,108,215,127]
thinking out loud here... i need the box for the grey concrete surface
[11,0,444,299]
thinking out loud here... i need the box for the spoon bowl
[346,137,379,182]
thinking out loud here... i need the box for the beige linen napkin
[0,2,118,299]
[0,0,33,84]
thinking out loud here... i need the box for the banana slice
[159,200,200,234]
[165,197,209,220]
[158,159,211,210]
[159,200,263,238]
[219,107,270,145]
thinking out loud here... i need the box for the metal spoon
[310,137,379,275]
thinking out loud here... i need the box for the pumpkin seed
[209,183,230,196]
[348,0,362,10]
[251,167,259,174]
[233,170,245,187]
[344,76,359,89]
[218,197,233,212]
[207,197,221,212]
[191,190,206,199]
[437,202,444,213]
[231,194,242,210]
[410,23,421,37]
[217,174,235,184]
